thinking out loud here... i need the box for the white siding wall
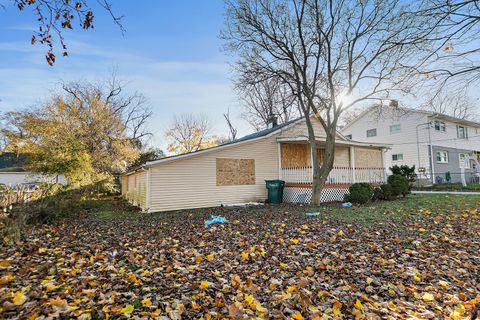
[124,171,147,210]
[342,108,431,174]
[427,117,480,152]
[0,172,67,186]
[148,136,279,212]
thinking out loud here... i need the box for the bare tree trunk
[311,124,336,206]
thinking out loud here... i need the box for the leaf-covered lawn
[1,195,479,319]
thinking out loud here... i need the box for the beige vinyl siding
[149,136,279,212]
[121,176,128,195]
[124,171,147,210]
[278,118,326,138]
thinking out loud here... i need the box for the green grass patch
[91,194,480,227]
[414,182,480,192]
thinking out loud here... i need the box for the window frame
[434,121,446,132]
[436,151,449,164]
[458,153,470,169]
[389,124,401,134]
[366,128,377,138]
[457,125,468,139]
[392,153,404,161]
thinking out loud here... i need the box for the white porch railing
[281,166,386,184]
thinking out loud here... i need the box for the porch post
[350,146,356,183]
[277,143,283,180]
[310,144,314,181]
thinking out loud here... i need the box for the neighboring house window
[434,121,446,132]
[345,134,352,140]
[389,124,401,134]
[457,126,468,139]
[392,154,403,161]
[459,153,470,169]
[366,128,377,137]
[436,151,449,163]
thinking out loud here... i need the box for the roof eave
[276,136,391,148]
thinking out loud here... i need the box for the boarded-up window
[354,148,382,168]
[281,144,309,168]
[317,148,325,165]
[216,158,255,186]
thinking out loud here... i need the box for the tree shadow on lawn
[94,193,480,229]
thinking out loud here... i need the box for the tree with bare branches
[415,0,480,94]
[3,0,124,65]
[236,77,299,131]
[426,90,479,121]
[223,0,438,204]
[0,75,151,188]
[223,108,238,141]
[166,114,219,155]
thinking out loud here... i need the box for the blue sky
[0,1,249,150]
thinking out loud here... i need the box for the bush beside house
[344,183,374,204]
[346,172,411,204]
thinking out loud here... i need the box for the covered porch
[277,138,388,203]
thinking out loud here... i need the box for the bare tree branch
[7,0,124,65]
[223,108,238,141]
[223,0,438,205]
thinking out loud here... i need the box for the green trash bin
[265,180,285,204]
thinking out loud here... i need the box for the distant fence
[0,187,39,212]
[433,171,480,184]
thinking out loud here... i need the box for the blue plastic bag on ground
[305,212,320,217]
[342,202,352,207]
[204,215,227,226]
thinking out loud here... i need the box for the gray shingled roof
[0,152,28,172]
[122,117,304,174]
[229,117,302,144]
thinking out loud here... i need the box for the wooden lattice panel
[283,187,349,204]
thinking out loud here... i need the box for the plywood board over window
[216,158,255,186]
[354,148,382,167]
[281,144,309,168]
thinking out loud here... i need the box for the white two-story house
[341,105,480,184]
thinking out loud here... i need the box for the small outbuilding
[122,117,389,212]
[0,152,66,187]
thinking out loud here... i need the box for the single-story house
[0,152,67,187]
[121,117,390,212]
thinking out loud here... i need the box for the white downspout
[277,143,282,180]
[349,146,356,183]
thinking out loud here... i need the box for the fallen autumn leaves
[0,195,479,319]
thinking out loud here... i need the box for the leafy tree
[166,114,219,155]
[3,0,124,65]
[128,147,165,170]
[1,76,151,189]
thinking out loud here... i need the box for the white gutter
[276,135,391,148]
